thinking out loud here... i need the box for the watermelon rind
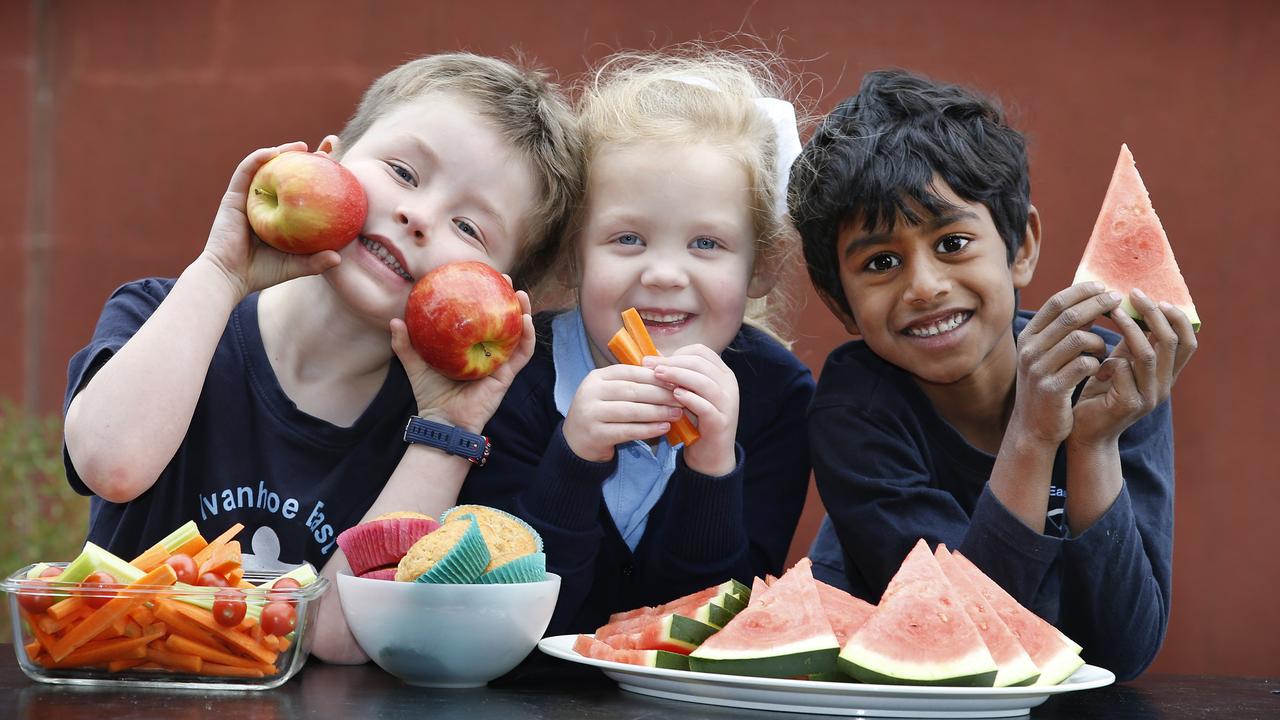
[1074,266,1201,332]
[648,650,691,671]
[837,645,998,687]
[727,578,752,603]
[662,614,719,651]
[688,637,839,678]
[1033,647,1085,686]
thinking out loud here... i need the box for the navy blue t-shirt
[808,310,1174,681]
[62,278,416,569]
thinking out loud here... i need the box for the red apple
[246,151,367,254]
[405,261,523,381]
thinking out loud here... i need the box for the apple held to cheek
[405,261,523,381]
[246,151,367,254]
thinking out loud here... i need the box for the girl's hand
[646,344,739,477]
[1011,283,1123,446]
[202,142,341,299]
[562,364,684,463]
[389,284,537,434]
[1070,288,1198,446]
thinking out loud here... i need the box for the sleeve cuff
[661,443,747,562]
[968,484,1063,564]
[520,423,614,532]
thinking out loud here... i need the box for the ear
[1011,204,1041,289]
[317,135,341,157]
[818,291,861,337]
[746,260,778,299]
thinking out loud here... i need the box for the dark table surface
[3,649,1276,720]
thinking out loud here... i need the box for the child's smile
[833,180,1036,387]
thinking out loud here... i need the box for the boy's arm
[1058,403,1175,680]
[64,143,340,503]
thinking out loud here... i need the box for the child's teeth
[638,311,688,323]
[908,312,967,337]
[360,237,413,281]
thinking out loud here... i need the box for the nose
[639,251,689,290]
[902,256,950,305]
[396,206,427,245]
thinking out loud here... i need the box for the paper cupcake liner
[440,504,544,555]
[477,552,546,584]
[358,567,398,581]
[338,516,441,576]
[412,515,490,584]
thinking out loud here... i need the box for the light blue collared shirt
[552,310,679,551]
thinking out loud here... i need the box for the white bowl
[336,571,560,688]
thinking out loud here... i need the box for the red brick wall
[6,0,1276,677]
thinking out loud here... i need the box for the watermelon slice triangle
[934,545,1040,687]
[838,540,998,686]
[949,550,1085,686]
[814,579,877,649]
[688,558,840,677]
[1074,143,1200,331]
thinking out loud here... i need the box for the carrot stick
[621,308,660,357]
[173,534,208,558]
[129,605,155,626]
[24,640,43,660]
[201,662,266,678]
[108,658,148,672]
[153,600,223,649]
[609,316,702,447]
[227,567,244,586]
[200,540,241,577]
[47,595,86,621]
[20,608,59,658]
[167,601,278,665]
[130,543,171,572]
[146,644,203,674]
[48,564,177,662]
[54,631,161,667]
[192,523,244,567]
[166,634,272,672]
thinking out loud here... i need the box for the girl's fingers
[389,318,428,374]
[593,401,685,424]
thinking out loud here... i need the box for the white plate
[538,635,1115,718]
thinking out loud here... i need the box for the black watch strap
[403,416,491,466]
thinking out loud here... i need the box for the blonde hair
[337,53,583,294]
[570,48,801,343]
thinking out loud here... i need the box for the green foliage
[0,400,88,642]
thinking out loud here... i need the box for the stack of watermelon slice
[573,542,1087,687]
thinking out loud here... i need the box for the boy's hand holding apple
[391,262,534,433]
[202,143,362,299]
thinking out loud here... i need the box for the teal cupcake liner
[412,515,490,584]
[476,552,547,584]
[440,504,544,553]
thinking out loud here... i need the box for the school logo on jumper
[196,480,338,556]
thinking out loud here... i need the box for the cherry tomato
[197,572,229,588]
[82,571,119,609]
[260,601,297,637]
[164,554,198,584]
[212,588,247,627]
[16,579,56,614]
[269,577,302,606]
[38,565,64,579]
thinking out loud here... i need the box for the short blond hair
[337,53,583,293]
[571,48,800,342]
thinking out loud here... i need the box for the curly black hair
[788,69,1031,319]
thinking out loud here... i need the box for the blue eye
[388,161,415,185]
[936,235,970,254]
[454,219,480,240]
[865,253,901,272]
[690,237,719,251]
[616,233,643,246]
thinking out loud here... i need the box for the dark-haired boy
[789,69,1197,680]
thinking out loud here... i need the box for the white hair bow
[670,75,801,218]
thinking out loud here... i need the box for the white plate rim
[538,634,1115,716]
